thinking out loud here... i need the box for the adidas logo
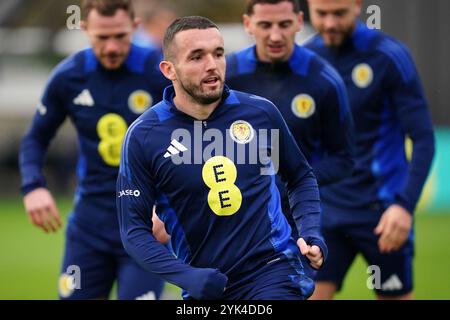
[164,139,188,158]
[381,274,403,291]
[74,89,94,107]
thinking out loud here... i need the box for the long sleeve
[117,126,227,299]
[313,65,355,186]
[265,102,328,262]
[386,43,435,214]
[19,73,67,195]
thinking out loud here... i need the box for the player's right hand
[298,238,324,269]
[188,268,228,300]
[23,188,62,233]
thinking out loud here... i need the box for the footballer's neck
[173,90,221,121]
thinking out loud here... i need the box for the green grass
[0,198,70,300]
[0,198,449,300]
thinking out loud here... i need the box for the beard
[99,53,126,70]
[321,26,354,49]
[179,77,224,105]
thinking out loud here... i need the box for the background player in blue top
[305,0,435,300]
[133,1,178,54]
[117,16,327,300]
[227,0,353,191]
[226,0,354,278]
[19,0,169,300]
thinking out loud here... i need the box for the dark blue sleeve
[385,44,435,214]
[264,100,328,262]
[314,66,355,186]
[117,127,228,299]
[225,53,239,82]
[19,73,68,195]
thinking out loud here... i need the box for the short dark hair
[246,0,300,15]
[163,16,219,61]
[82,0,135,20]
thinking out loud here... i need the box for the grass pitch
[0,198,449,300]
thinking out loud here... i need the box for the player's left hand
[297,238,324,269]
[374,204,413,254]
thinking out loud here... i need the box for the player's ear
[243,14,253,36]
[160,60,176,81]
[354,0,363,16]
[296,11,304,32]
[132,17,141,31]
[80,20,87,32]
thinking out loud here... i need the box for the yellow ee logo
[97,113,128,167]
[202,156,242,216]
[291,94,316,119]
[352,63,374,88]
[128,90,152,114]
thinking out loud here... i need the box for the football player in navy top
[117,16,327,300]
[20,0,169,300]
[226,0,354,279]
[305,0,435,300]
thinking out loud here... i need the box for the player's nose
[323,15,338,30]
[104,39,121,53]
[204,54,218,71]
[269,27,283,42]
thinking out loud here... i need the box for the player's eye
[115,33,127,40]
[280,21,293,29]
[97,35,109,41]
[316,11,327,17]
[258,22,272,30]
[334,9,348,17]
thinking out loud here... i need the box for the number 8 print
[202,156,242,216]
[96,113,128,167]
